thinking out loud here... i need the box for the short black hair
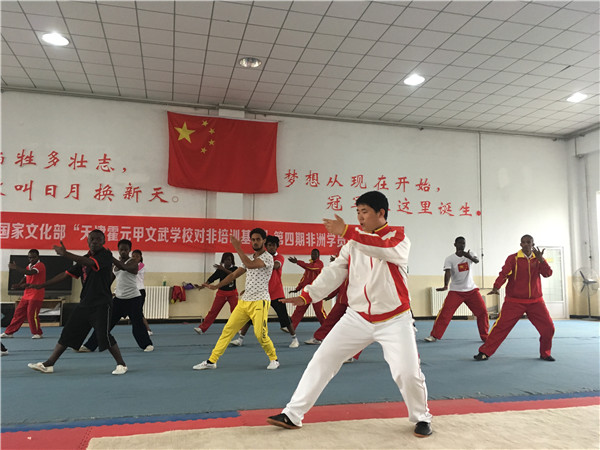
[221,252,235,265]
[454,236,465,244]
[266,235,280,247]
[521,234,534,242]
[250,228,267,240]
[132,249,143,262]
[356,191,389,219]
[89,229,106,243]
[118,239,132,249]
[28,249,40,256]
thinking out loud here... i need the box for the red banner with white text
[0,212,359,255]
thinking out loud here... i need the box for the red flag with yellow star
[167,111,278,193]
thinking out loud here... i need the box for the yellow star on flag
[175,122,195,143]
[202,120,208,126]
[209,139,215,146]
[201,147,207,153]
[209,128,215,134]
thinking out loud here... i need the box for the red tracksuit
[313,279,362,360]
[291,259,326,329]
[479,250,554,358]
[5,261,46,336]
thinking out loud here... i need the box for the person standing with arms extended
[27,230,128,375]
[132,249,153,336]
[288,249,327,329]
[3,250,46,339]
[80,239,153,353]
[193,252,238,335]
[474,234,555,361]
[230,235,299,348]
[267,191,432,437]
[424,236,489,343]
[192,228,279,371]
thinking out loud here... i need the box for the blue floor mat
[1,319,598,427]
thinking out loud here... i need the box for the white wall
[2,92,584,317]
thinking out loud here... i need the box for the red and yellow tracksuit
[479,250,554,358]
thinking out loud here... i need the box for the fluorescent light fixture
[403,74,425,86]
[566,92,587,103]
[239,57,262,68]
[42,32,69,46]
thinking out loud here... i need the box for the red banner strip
[0,211,349,254]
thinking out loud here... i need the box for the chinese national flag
[167,111,278,193]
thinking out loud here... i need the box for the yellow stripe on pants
[209,299,277,363]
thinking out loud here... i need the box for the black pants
[84,296,152,351]
[270,298,292,329]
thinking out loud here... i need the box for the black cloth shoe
[541,355,556,361]
[414,421,432,437]
[266,413,300,429]
[474,352,489,361]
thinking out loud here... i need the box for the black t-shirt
[67,247,114,307]
[206,266,238,291]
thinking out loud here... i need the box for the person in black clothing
[27,230,128,375]
[193,252,238,335]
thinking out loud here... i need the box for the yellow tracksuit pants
[209,299,277,363]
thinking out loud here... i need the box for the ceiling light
[41,32,69,46]
[566,92,587,103]
[239,57,262,68]
[403,74,425,86]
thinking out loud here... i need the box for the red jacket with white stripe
[300,223,411,323]
[493,250,552,303]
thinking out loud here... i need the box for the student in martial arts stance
[474,234,555,361]
[424,236,489,342]
[288,249,327,329]
[230,235,299,348]
[267,191,432,437]
[193,252,239,335]
[193,228,279,370]
[3,249,46,338]
[80,239,153,352]
[27,230,128,375]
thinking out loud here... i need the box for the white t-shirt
[241,251,273,301]
[136,262,145,290]
[114,257,141,299]
[443,253,478,292]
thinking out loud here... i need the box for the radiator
[283,286,316,318]
[144,286,170,319]
[429,286,505,317]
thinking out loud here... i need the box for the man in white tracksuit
[267,191,433,437]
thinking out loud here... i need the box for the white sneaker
[193,360,217,370]
[230,337,244,346]
[28,362,54,373]
[78,346,92,353]
[304,337,321,345]
[32,334,42,339]
[343,357,355,364]
[424,336,437,342]
[289,338,299,348]
[148,330,153,336]
[143,345,154,352]
[267,360,280,370]
[112,365,128,375]
[193,327,204,335]
[1,333,13,338]
[1,350,7,356]
[280,326,290,333]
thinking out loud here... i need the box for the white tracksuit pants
[283,308,432,426]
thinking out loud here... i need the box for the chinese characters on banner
[1,212,403,255]
[284,170,481,218]
[3,149,170,203]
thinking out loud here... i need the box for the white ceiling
[2,1,599,138]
